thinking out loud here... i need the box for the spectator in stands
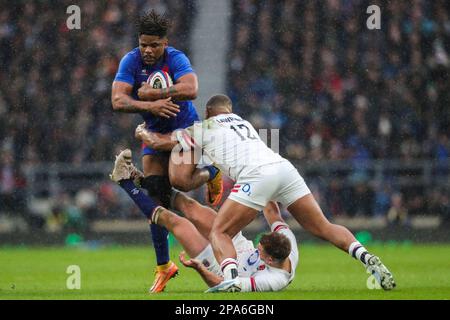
[372,181,392,218]
[0,152,15,213]
[428,188,450,225]
[387,192,409,226]
[0,151,26,216]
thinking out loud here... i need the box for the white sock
[348,241,373,265]
[220,258,238,281]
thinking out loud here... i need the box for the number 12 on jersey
[230,124,257,141]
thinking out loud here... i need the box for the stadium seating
[0,0,448,228]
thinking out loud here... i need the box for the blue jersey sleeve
[171,51,195,82]
[114,53,136,86]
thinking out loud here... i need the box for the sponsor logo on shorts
[231,183,252,196]
[231,184,241,193]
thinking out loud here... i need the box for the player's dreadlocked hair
[137,9,171,37]
[260,232,291,262]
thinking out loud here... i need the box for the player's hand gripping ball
[147,70,173,89]
[138,70,173,100]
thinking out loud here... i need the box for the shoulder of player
[165,46,187,58]
[264,264,292,279]
[190,118,216,130]
[120,47,141,66]
[252,265,291,289]
[165,46,193,68]
[121,47,140,58]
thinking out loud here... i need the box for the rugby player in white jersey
[135,94,396,293]
[178,200,298,292]
[110,149,297,292]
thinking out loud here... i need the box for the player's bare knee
[169,175,191,192]
[210,222,234,243]
[164,211,182,228]
[179,197,200,220]
[209,224,222,242]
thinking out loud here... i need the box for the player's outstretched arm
[135,123,178,151]
[263,201,285,226]
[138,73,198,101]
[112,81,180,118]
[179,251,223,288]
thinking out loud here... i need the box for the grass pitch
[1,243,449,300]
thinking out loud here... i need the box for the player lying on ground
[110,149,298,292]
[134,94,397,292]
[111,10,223,293]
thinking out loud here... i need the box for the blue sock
[118,179,158,219]
[150,224,170,265]
[118,179,170,265]
[205,165,219,181]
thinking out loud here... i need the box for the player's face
[139,35,168,65]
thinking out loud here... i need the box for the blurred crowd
[0,0,195,166]
[228,0,450,222]
[229,0,450,161]
[0,0,449,229]
[0,0,196,227]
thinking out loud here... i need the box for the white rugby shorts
[228,160,311,211]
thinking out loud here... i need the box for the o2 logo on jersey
[242,184,251,196]
[247,250,260,266]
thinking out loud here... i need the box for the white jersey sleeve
[240,269,291,292]
[174,121,204,152]
[271,221,299,281]
[239,221,299,292]
[174,121,214,168]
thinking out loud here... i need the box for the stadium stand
[0,0,448,236]
[0,0,197,227]
[227,0,449,220]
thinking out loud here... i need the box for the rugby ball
[147,70,173,89]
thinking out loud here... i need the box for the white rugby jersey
[238,222,299,292]
[175,113,285,181]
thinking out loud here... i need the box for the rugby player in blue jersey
[111,10,222,293]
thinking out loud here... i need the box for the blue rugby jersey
[114,46,199,134]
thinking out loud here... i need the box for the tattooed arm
[137,73,198,101]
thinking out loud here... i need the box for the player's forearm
[143,132,178,151]
[112,93,151,113]
[140,83,197,101]
[263,201,284,226]
[194,265,223,287]
[161,82,197,100]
